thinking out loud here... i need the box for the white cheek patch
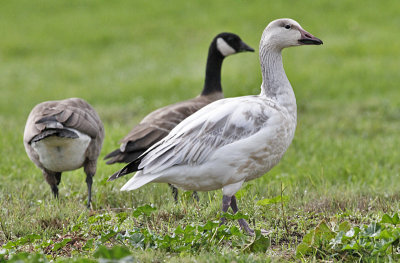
[216,37,236,56]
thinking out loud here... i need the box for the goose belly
[161,122,294,190]
[31,130,91,172]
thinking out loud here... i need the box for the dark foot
[86,174,93,209]
[169,183,179,203]
[192,191,199,202]
[220,195,254,235]
[238,218,255,236]
[43,170,61,199]
[51,185,59,198]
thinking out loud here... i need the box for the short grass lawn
[1,0,400,262]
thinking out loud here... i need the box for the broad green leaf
[342,241,361,250]
[174,225,185,235]
[295,220,334,258]
[82,239,94,251]
[380,213,400,226]
[8,252,49,263]
[100,230,117,243]
[202,220,219,231]
[93,245,132,259]
[245,230,271,253]
[338,221,351,232]
[296,243,312,258]
[380,214,394,224]
[52,238,72,251]
[132,204,156,218]
[362,222,381,238]
[229,226,242,236]
[2,241,17,249]
[377,229,392,240]
[35,239,53,250]
[393,213,400,225]
[314,221,335,243]
[330,231,344,248]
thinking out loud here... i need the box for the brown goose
[104,32,254,201]
[23,98,104,208]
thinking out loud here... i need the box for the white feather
[121,18,322,198]
[216,38,236,56]
[31,128,91,172]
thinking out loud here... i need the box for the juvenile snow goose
[24,98,104,208]
[105,32,254,201]
[109,18,322,234]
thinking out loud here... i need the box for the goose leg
[230,195,254,235]
[85,174,93,209]
[84,160,96,209]
[43,170,61,198]
[192,191,200,202]
[55,172,62,187]
[169,183,179,203]
[220,195,232,226]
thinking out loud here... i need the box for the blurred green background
[0,0,399,260]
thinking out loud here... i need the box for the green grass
[1,0,400,261]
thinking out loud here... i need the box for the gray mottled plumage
[23,97,104,208]
[105,93,222,164]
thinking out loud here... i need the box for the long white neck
[259,43,297,121]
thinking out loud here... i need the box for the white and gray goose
[24,98,104,208]
[109,18,322,234]
[105,32,254,201]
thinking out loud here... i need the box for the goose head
[261,18,323,51]
[214,32,254,57]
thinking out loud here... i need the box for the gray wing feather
[119,96,217,153]
[25,98,103,144]
[139,97,272,174]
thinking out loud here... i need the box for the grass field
[1,0,400,261]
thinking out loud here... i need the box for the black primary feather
[107,155,145,181]
[30,129,78,143]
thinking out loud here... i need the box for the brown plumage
[105,93,222,164]
[23,98,104,208]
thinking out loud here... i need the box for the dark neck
[201,45,225,96]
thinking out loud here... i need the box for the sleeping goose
[104,32,254,201]
[23,98,104,208]
[108,18,322,234]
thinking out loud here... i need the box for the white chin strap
[216,38,236,56]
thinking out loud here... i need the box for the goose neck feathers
[201,44,224,96]
[259,35,296,121]
[201,33,254,96]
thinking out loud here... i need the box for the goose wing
[24,98,103,144]
[138,96,274,174]
[120,96,216,152]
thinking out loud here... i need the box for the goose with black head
[105,32,254,202]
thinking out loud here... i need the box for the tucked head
[261,18,323,50]
[214,32,254,57]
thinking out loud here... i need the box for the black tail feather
[104,148,145,165]
[30,129,78,143]
[107,157,143,181]
[103,149,121,163]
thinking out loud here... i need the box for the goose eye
[284,25,291,29]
